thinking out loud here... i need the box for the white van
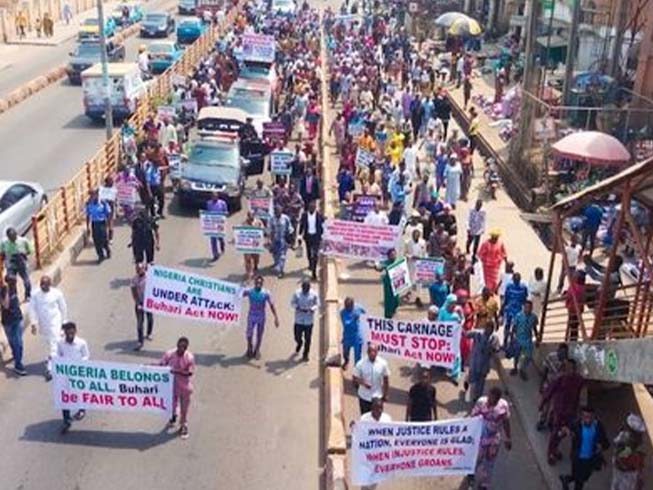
[82,63,148,122]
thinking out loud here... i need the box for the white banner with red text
[321,219,402,261]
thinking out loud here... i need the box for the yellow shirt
[469,116,480,137]
[389,132,405,153]
[386,145,402,165]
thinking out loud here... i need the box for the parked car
[177,134,249,211]
[111,2,144,26]
[178,0,197,15]
[176,18,206,44]
[225,79,273,136]
[140,12,175,38]
[67,41,126,84]
[149,41,183,73]
[78,17,117,40]
[270,0,296,15]
[0,181,47,236]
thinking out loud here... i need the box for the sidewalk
[5,1,122,47]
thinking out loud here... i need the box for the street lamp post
[96,0,114,139]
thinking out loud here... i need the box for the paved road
[0,0,179,98]
[0,194,322,490]
[0,0,179,193]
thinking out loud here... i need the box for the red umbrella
[551,131,631,165]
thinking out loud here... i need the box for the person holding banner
[131,263,154,351]
[242,212,265,281]
[468,387,512,489]
[243,276,279,359]
[352,343,390,415]
[160,337,195,440]
[206,192,229,262]
[57,322,90,434]
[406,368,438,422]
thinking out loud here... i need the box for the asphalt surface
[0,0,180,193]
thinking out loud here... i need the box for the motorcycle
[483,158,501,199]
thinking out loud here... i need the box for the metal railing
[31,7,239,268]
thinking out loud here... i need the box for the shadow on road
[180,257,212,269]
[62,114,101,131]
[264,353,303,376]
[21,420,177,450]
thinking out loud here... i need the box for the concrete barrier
[325,300,342,367]
[326,366,347,454]
[325,454,348,490]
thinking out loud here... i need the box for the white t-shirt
[405,238,426,259]
[564,244,582,267]
[360,412,393,423]
[56,337,90,360]
[498,272,513,296]
[403,147,418,178]
[353,356,391,402]
[364,211,389,226]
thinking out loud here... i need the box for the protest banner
[52,359,173,416]
[156,105,176,120]
[262,121,286,144]
[168,153,182,180]
[179,99,199,114]
[386,257,412,296]
[351,417,483,486]
[199,211,227,238]
[233,225,266,254]
[116,181,137,207]
[351,194,378,222]
[360,315,461,368]
[322,219,402,261]
[98,186,117,203]
[355,147,375,169]
[249,196,273,220]
[143,265,243,325]
[242,33,276,63]
[270,150,294,175]
[413,257,445,284]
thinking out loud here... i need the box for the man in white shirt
[363,201,389,226]
[29,275,68,380]
[405,228,426,307]
[290,279,320,362]
[353,343,390,414]
[557,233,582,293]
[466,199,487,259]
[402,140,418,181]
[56,322,89,433]
[360,397,392,423]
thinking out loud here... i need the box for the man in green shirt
[0,228,32,301]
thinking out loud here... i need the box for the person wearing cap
[1,274,26,375]
[478,229,508,292]
[290,278,320,362]
[56,322,90,434]
[611,414,646,490]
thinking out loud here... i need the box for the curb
[0,23,141,117]
[326,366,347,454]
[325,454,347,490]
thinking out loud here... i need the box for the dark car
[66,41,126,84]
[176,135,249,211]
[140,12,175,38]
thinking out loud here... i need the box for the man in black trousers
[298,199,324,280]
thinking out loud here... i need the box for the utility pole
[609,0,629,78]
[97,0,113,139]
[508,0,540,179]
[562,0,582,104]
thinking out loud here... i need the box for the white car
[0,181,47,236]
[270,0,296,15]
[225,79,273,136]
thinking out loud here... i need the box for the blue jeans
[503,309,518,346]
[3,319,24,370]
[7,259,31,299]
[342,340,362,365]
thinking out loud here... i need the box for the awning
[536,35,568,49]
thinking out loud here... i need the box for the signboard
[177,99,198,114]
[249,196,273,220]
[168,153,182,180]
[322,219,402,261]
[156,105,176,120]
[413,257,445,284]
[361,316,461,368]
[355,146,376,169]
[199,211,227,238]
[351,194,378,222]
[233,225,266,254]
[351,417,483,486]
[172,74,186,86]
[270,150,294,175]
[570,337,653,384]
[143,265,243,325]
[386,257,412,297]
[99,186,117,203]
[241,33,276,63]
[262,122,286,144]
[116,181,138,207]
[53,359,173,416]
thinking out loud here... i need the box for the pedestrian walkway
[5,1,122,47]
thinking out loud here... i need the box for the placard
[351,194,378,222]
[233,225,266,254]
[361,315,461,368]
[156,105,176,120]
[199,211,227,237]
[263,121,286,144]
[180,99,199,114]
[53,359,173,416]
[351,417,483,486]
[413,257,445,284]
[386,257,412,296]
[168,153,182,180]
[270,150,294,175]
[249,196,273,220]
[99,186,117,202]
[241,33,276,63]
[116,181,137,207]
[322,219,402,261]
[143,265,243,325]
[171,74,187,86]
[355,146,375,169]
